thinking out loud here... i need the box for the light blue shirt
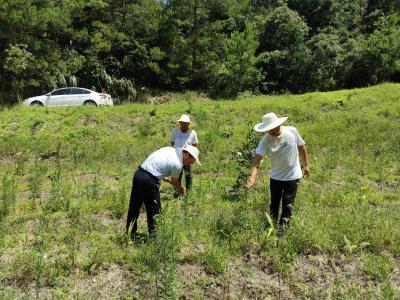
[141,147,183,179]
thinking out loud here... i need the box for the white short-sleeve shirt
[141,147,183,179]
[171,128,198,149]
[255,126,305,181]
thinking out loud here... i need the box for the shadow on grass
[131,232,151,245]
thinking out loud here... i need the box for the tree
[307,30,346,91]
[258,3,310,93]
[349,14,400,86]
[208,23,264,98]
[3,44,36,102]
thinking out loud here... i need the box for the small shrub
[361,253,394,282]
[28,160,47,203]
[66,206,81,271]
[85,172,101,201]
[43,161,63,212]
[204,245,227,274]
[225,126,260,200]
[110,183,127,219]
[0,171,17,220]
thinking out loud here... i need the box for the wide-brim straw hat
[177,114,191,123]
[254,113,288,132]
[181,145,201,165]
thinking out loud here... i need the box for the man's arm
[169,177,186,195]
[246,154,263,189]
[298,144,310,176]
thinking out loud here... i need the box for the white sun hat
[254,113,288,132]
[177,114,191,123]
[182,145,200,165]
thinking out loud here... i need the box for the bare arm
[246,154,263,189]
[169,177,186,195]
[298,144,310,176]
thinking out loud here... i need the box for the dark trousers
[178,165,192,190]
[126,167,161,237]
[270,178,299,227]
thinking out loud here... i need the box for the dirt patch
[148,95,172,104]
[69,263,135,298]
[10,263,144,299]
[177,252,400,299]
[71,173,121,190]
[177,254,292,299]
[93,212,116,227]
[0,156,17,166]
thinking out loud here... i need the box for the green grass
[0,83,399,298]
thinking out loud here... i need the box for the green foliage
[4,44,34,77]
[362,14,400,83]
[110,183,127,219]
[136,209,181,299]
[258,3,310,92]
[307,31,346,91]
[203,244,227,274]
[0,82,399,298]
[260,3,309,51]
[28,160,48,202]
[0,0,399,104]
[3,44,36,102]
[209,23,264,99]
[227,126,260,197]
[361,253,394,282]
[0,171,17,221]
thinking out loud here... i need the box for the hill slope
[0,84,399,298]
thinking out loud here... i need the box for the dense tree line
[0,0,399,104]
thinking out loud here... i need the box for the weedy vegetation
[0,83,399,299]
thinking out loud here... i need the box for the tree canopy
[0,0,399,104]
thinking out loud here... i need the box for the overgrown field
[0,84,399,299]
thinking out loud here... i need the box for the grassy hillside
[0,83,399,299]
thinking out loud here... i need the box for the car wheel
[30,101,43,106]
[83,100,97,106]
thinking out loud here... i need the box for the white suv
[22,87,113,107]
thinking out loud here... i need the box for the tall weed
[0,171,17,220]
[110,183,127,219]
[28,160,47,206]
[155,212,181,299]
[43,161,63,212]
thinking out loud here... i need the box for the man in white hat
[170,114,199,191]
[246,112,309,231]
[126,145,200,238]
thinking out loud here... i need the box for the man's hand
[169,177,186,196]
[303,165,310,177]
[298,145,309,177]
[246,155,262,189]
[246,175,256,189]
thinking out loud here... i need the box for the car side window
[70,88,84,95]
[51,89,71,96]
[82,89,91,94]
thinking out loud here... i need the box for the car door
[48,88,71,106]
[67,88,85,106]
